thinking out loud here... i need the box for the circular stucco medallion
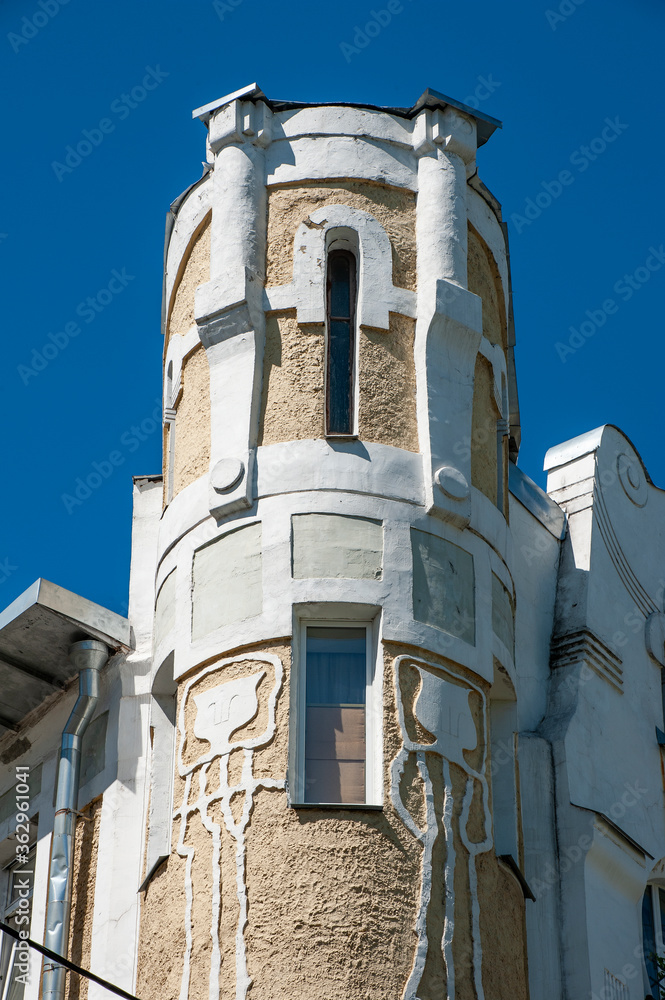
[617,452,647,507]
[211,458,244,494]
[434,466,470,501]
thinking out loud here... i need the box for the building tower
[135,83,528,1000]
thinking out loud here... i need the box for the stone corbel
[198,318,261,519]
[418,278,483,528]
[207,97,272,153]
[193,99,269,520]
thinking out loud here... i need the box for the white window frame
[289,605,382,808]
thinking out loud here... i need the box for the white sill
[289,801,383,811]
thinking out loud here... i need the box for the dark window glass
[304,626,366,804]
[326,250,356,435]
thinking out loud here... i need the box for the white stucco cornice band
[164,178,212,327]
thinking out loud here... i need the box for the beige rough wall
[172,346,211,498]
[166,215,211,345]
[136,636,526,1000]
[471,354,500,505]
[358,315,418,451]
[266,182,417,290]
[388,644,528,1000]
[476,853,529,999]
[260,312,418,451]
[467,224,507,352]
[65,797,103,1000]
[259,312,325,445]
[388,645,489,1000]
[137,840,188,1000]
[137,640,421,1000]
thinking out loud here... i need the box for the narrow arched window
[326,249,356,435]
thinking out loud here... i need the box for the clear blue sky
[1,0,663,615]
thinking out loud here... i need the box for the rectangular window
[292,618,380,807]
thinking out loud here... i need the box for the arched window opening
[326,249,357,436]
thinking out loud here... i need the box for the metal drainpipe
[42,639,110,1000]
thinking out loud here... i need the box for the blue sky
[1,0,663,615]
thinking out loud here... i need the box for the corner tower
[138,84,527,1000]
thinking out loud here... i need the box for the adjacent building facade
[1,84,663,1000]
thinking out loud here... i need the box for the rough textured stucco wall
[467,224,507,352]
[259,312,418,450]
[259,312,325,444]
[388,644,527,1000]
[471,354,500,505]
[358,315,418,451]
[65,797,103,1000]
[166,216,211,344]
[173,346,211,497]
[137,841,188,1000]
[137,640,421,1000]
[136,636,524,1000]
[476,854,529,1000]
[266,183,417,290]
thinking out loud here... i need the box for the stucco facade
[0,84,663,1000]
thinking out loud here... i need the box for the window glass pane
[306,627,366,705]
[304,627,366,804]
[326,250,355,436]
[329,255,350,317]
[643,889,658,991]
[327,320,352,434]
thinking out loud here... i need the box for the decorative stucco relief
[174,654,284,1000]
[391,655,492,1000]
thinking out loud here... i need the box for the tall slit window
[304,626,367,804]
[326,249,357,436]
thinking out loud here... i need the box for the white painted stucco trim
[263,204,416,329]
